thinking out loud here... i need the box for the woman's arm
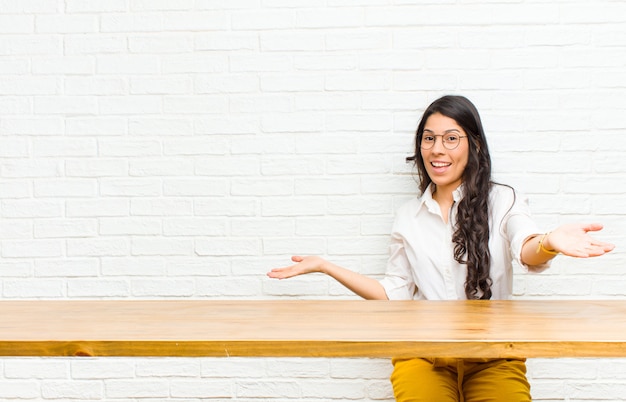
[267,255,389,300]
[521,222,615,266]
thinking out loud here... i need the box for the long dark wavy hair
[407,95,494,300]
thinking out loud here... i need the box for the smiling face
[420,112,470,196]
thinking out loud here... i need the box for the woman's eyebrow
[423,128,461,133]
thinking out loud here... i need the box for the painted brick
[104,380,169,398]
[41,381,103,399]
[35,258,99,278]
[1,2,626,401]
[135,358,200,377]
[101,257,167,276]
[170,380,233,398]
[71,359,135,379]
[4,360,68,379]
[3,279,64,298]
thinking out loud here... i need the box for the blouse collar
[416,183,465,215]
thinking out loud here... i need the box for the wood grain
[1,299,626,358]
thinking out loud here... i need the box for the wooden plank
[1,300,626,358]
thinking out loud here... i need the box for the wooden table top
[1,299,626,358]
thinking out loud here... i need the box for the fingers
[595,241,616,253]
[267,256,308,279]
[585,234,615,254]
[554,223,615,259]
[266,268,281,278]
[563,240,615,258]
[267,266,295,279]
[581,222,605,233]
[582,245,609,257]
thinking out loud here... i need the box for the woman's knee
[391,358,459,402]
[463,359,531,402]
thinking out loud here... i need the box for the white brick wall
[1,0,625,400]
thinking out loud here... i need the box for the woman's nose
[431,136,446,152]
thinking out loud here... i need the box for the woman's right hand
[267,255,388,300]
[267,255,328,279]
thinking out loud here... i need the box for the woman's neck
[432,185,459,224]
[432,185,456,204]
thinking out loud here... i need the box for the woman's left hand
[545,223,615,258]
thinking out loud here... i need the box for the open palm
[548,223,615,258]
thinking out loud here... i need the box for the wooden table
[1,299,626,358]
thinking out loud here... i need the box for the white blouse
[379,184,550,301]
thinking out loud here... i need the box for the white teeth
[432,162,451,167]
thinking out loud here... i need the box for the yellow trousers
[391,358,531,402]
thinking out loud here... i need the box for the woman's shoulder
[490,182,519,200]
[396,195,422,216]
[489,182,534,217]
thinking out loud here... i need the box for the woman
[267,95,614,401]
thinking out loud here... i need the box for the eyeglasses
[420,134,468,150]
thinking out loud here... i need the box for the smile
[431,162,451,167]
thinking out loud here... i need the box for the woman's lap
[390,357,531,402]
